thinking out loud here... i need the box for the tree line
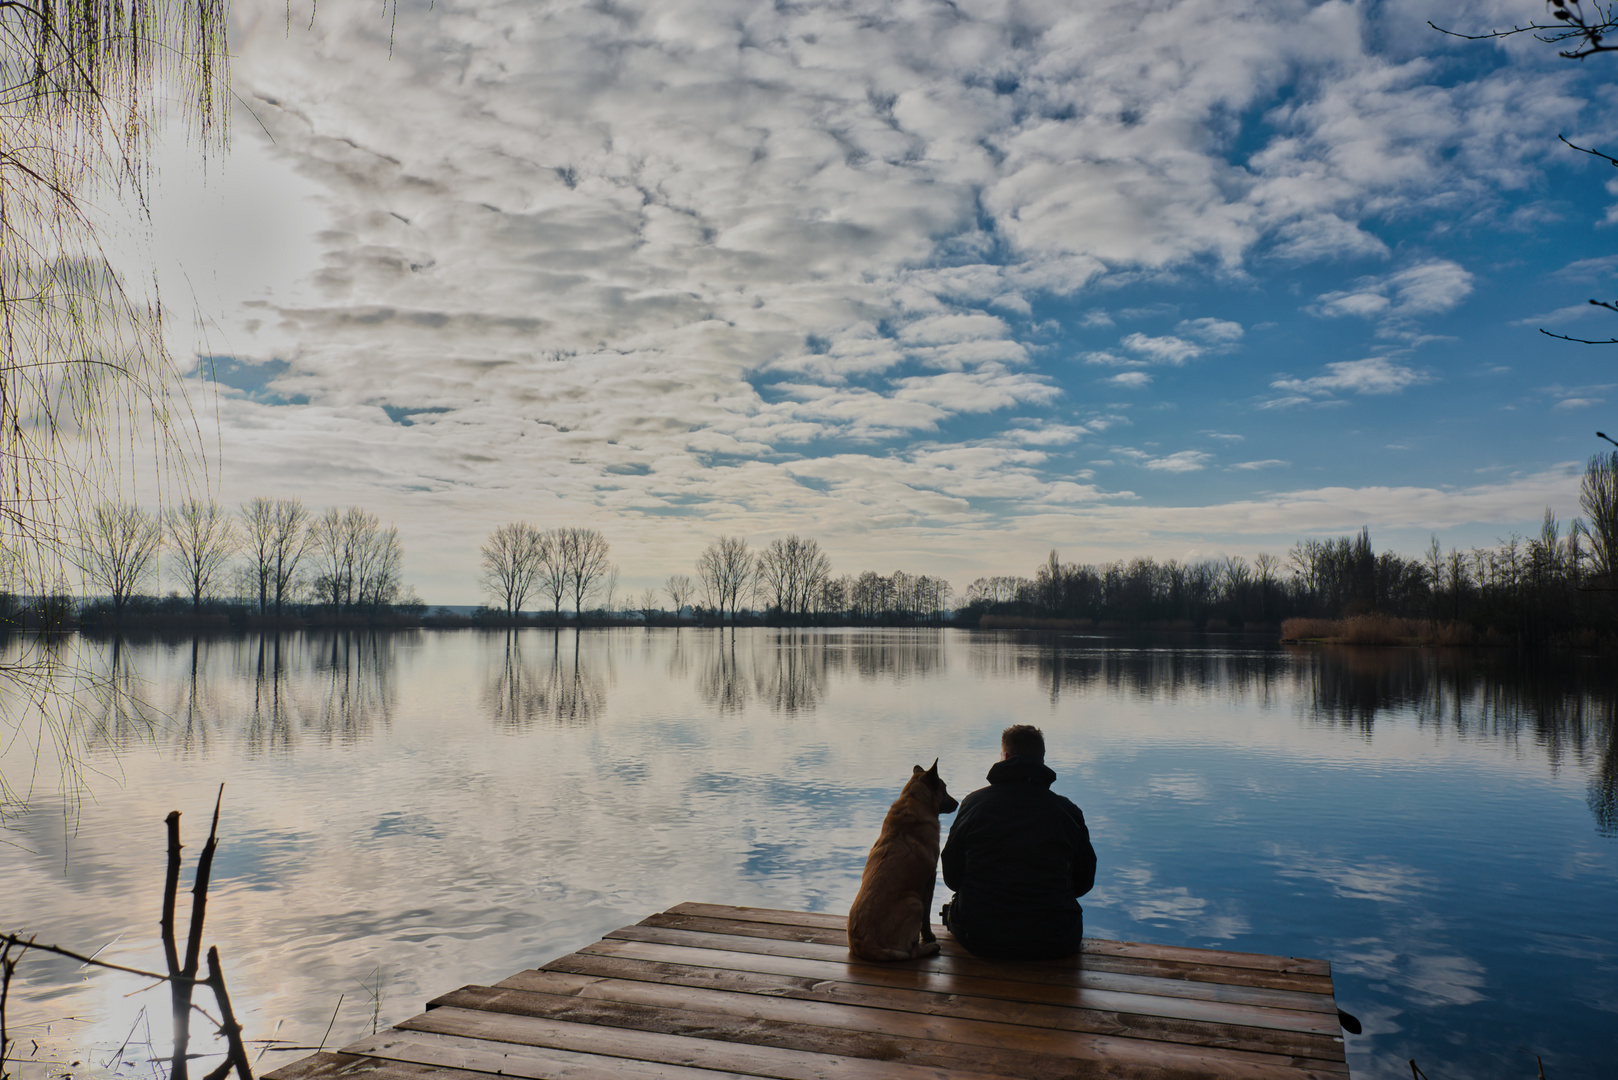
[959,453,1618,645]
[479,529,954,626]
[1,498,423,630]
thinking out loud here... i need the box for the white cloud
[1271,357,1433,399]
[1555,254,1618,280]
[1120,332,1202,365]
[1106,372,1152,389]
[1142,450,1212,473]
[1229,459,1288,470]
[1311,260,1474,326]
[1512,303,1604,328]
[1081,350,1139,367]
[1177,317,1245,344]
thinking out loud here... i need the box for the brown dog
[846,760,959,961]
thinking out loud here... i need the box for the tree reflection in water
[83,635,161,751]
[691,629,943,715]
[313,631,399,739]
[986,632,1617,835]
[696,628,749,713]
[485,628,608,727]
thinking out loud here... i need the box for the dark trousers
[941,895,1083,961]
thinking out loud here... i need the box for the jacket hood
[986,756,1057,787]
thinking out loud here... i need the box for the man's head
[1000,724,1045,762]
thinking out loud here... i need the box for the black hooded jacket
[940,756,1096,959]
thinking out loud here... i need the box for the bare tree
[638,588,660,624]
[306,507,404,615]
[168,500,237,613]
[535,528,568,622]
[240,499,277,615]
[307,508,350,610]
[240,497,309,616]
[665,573,695,621]
[269,500,311,617]
[697,535,754,623]
[480,522,543,620]
[75,503,162,620]
[756,536,832,622]
[354,518,405,612]
[560,527,611,620]
[1254,552,1281,622]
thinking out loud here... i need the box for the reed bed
[1281,614,1426,645]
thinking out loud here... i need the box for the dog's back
[846,761,958,961]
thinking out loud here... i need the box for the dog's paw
[913,940,941,959]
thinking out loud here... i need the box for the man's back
[940,754,1096,960]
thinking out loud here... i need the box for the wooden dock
[266,901,1350,1080]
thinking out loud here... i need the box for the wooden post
[166,784,226,1080]
[162,811,189,1080]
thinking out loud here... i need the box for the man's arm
[1065,801,1096,897]
[940,798,975,890]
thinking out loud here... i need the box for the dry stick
[202,947,252,1080]
[170,783,225,1080]
[1,939,17,1080]
[0,935,201,985]
[162,810,188,1080]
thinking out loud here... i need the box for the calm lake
[2,628,1615,1080]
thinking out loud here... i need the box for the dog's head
[910,759,959,815]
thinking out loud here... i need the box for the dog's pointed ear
[926,758,939,777]
[912,764,924,776]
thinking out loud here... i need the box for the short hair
[1001,724,1045,761]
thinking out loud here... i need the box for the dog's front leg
[919,879,937,944]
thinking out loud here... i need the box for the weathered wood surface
[265,901,1350,1080]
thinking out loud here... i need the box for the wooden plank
[641,912,1337,995]
[264,1052,511,1080]
[448,974,1349,1078]
[1083,937,1332,979]
[1078,953,1335,996]
[342,1028,765,1080]
[622,919,1339,1014]
[389,1007,1028,1080]
[668,903,1332,978]
[538,951,1346,1063]
[580,936,1343,1038]
[264,1052,368,1080]
[667,901,848,931]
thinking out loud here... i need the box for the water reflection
[691,629,944,714]
[695,630,750,713]
[483,629,608,727]
[1290,647,1617,828]
[968,634,1618,834]
[2,629,1616,1080]
[970,632,1294,705]
[46,631,1618,834]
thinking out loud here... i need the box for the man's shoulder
[957,784,995,811]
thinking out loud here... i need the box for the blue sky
[146,0,1618,603]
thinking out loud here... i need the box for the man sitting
[940,724,1096,960]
